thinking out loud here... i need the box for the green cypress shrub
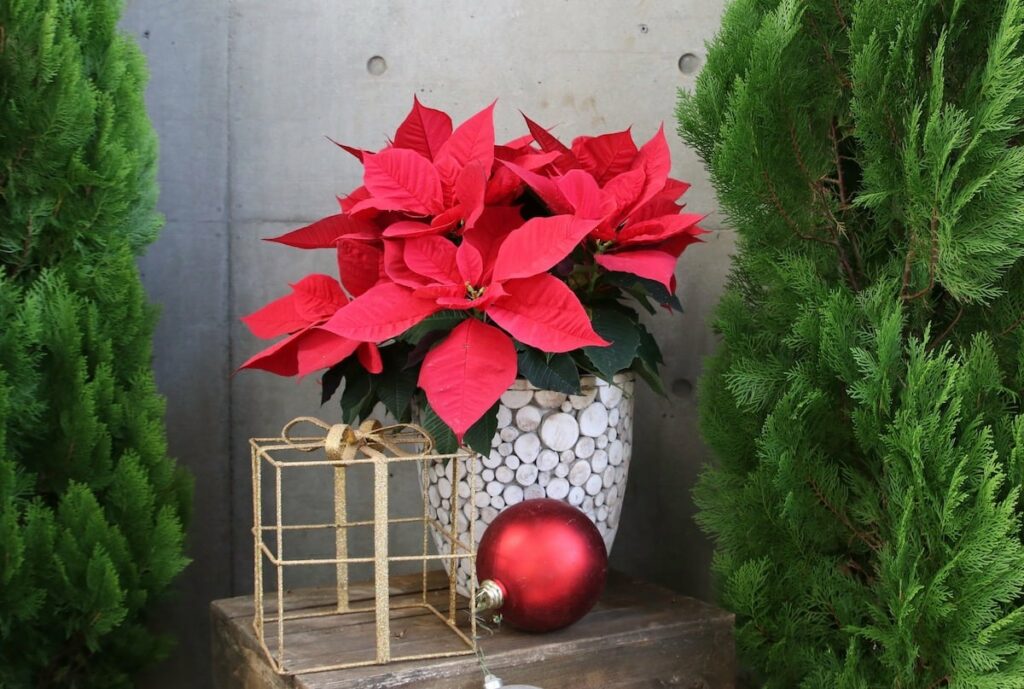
[679,0,1024,685]
[0,1,191,686]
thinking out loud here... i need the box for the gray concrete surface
[122,1,730,686]
[120,2,230,687]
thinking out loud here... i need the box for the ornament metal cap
[475,579,506,612]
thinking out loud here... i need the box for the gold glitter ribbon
[275,415,439,661]
[251,415,477,673]
[279,416,435,460]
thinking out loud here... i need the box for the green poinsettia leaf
[463,401,500,457]
[339,362,375,424]
[320,363,345,405]
[584,307,641,381]
[421,398,498,458]
[634,360,666,397]
[517,347,581,394]
[636,322,664,366]
[374,345,418,421]
[401,310,468,344]
[631,290,658,316]
[420,399,459,456]
[631,322,666,396]
[604,272,683,311]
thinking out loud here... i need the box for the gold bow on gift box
[278,416,436,461]
[250,415,479,675]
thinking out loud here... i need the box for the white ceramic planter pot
[420,373,635,593]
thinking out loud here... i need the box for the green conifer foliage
[679,0,1024,685]
[0,1,191,686]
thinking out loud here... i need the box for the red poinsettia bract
[506,120,706,292]
[240,274,381,377]
[240,97,704,443]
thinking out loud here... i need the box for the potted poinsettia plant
[241,98,703,578]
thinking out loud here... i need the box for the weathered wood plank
[211,571,734,689]
[215,570,453,621]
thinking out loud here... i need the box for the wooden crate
[211,571,735,689]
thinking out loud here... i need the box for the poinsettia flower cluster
[242,98,704,446]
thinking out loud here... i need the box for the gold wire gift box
[251,416,479,675]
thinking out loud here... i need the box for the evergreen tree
[0,1,191,686]
[679,0,1024,686]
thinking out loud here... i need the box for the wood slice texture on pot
[422,374,635,594]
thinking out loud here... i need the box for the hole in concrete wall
[678,53,701,75]
[367,55,387,76]
[638,23,649,34]
[671,378,694,398]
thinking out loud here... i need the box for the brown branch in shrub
[762,169,804,236]
[827,120,865,277]
[789,120,813,182]
[780,119,863,291]
[999,311,1024,338]
[829,120,850,210]
[927,303,964,351]
[814,187,861,290]
[840,557,876,586]
[807,13,852,91]
[902,208,938,301]
[808,477,882,551]
[831,0,850,31]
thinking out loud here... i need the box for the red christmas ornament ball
[476,499,608,632]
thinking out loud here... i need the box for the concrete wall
[122,1,730,686]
